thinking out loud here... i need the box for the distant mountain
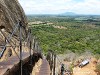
[60,12,77,16]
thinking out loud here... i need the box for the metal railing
[46,50,56,75]
[46,50,72,75]
[0,21,42,75]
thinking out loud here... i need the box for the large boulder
[0,0,28,61]
[0,0,27,44]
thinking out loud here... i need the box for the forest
[27,15,100,54]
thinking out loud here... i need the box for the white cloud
[19,0,100,15]
[72,0,100,14]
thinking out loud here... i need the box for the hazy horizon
[19,0,100,15]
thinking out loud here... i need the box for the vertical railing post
[53,54,56,75]
[37,42,39,52]
[51,52,53,75]
[19,21,23,75]
[35,40,38,52]
[34,37,36,52]
[33,37,35,53]
[29,28,32,65]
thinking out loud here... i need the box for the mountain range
[60,12,77,16]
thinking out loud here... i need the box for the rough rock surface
[0,0,27,29]
[0,0,27,43]
[0,0,28,61]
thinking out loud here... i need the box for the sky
[19,0,100,15]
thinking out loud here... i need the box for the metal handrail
[0,24,19,58]
[0,21,42,75]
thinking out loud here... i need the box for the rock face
[0,0,28,61]
[0,0,27,44]
[0,0,27,30]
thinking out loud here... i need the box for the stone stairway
[32,59,50,75]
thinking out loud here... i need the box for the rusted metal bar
[19,21,23,75]
[51,52,53,75]
[29,28,32,65]
[0,45,26,48]
[53,54,56,75]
